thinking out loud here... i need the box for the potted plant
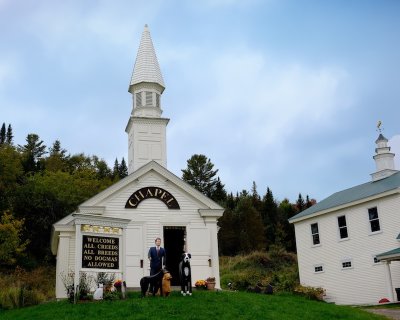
[206,277,216,290]
[114,279,122,292]
[195,280,207,290]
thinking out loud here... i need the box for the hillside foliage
[1,123,316,267]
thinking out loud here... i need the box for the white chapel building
[51,25,224,299]
[289,132,400,305]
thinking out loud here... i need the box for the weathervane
[376,120,383,133]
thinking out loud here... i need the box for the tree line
[181,154,316,255]
[0,124,316,269]
[0,123,128,268]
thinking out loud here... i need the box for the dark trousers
[150,267,161,293]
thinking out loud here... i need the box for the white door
[125,225,144,287]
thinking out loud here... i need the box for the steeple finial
[377,120,383,133]
[376,120,382,133]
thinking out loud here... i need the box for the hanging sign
[82,235,119,269]
[125,186,180,209]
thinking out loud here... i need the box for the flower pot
[207,282,216,290]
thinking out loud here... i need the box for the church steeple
[126,25,169,173]
[371,123,398,181]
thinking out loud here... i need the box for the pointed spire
[129,24,165,93]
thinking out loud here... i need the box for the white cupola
[371,132,398,181]
[125,25,169,173]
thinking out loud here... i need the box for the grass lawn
[0,291,386,320]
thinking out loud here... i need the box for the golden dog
[157,272,172,297]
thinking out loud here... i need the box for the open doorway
[163,226,186,286]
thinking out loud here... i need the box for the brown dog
[158,272,172,297]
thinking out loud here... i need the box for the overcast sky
[1,0,399,203]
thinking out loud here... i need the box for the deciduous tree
[0,211,28,267]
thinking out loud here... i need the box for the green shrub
[293,285,325,301]
[22,289,46,306]
[0,266,55,310]
[0,286,46,310]
[220,250,299,292]
[103,290,121,301]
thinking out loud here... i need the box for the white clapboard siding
[295,194,400,305]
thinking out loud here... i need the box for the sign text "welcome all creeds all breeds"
[82,235,119,269]
[125,186,180,209]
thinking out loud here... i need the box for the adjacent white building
[51,25,224,299]
[289,132,400,305]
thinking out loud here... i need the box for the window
[342,260,352,269]
[156,93,160,107]
[314,265,323,273]
[135,92,142,107]
[368,207,380,232]
[145,91,152,105]
[311,223,320,245]
[337,215,348,239]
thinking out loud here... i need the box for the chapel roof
[289,171,400,223]
[129,24,165,91]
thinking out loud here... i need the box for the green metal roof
[376,247,400,260]
[289,171,400,222]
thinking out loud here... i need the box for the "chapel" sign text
[82,235,119,269]
[125,186,180,209]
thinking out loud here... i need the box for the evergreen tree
[305,195,315,208]
[18,133,47,173]
[6,124,13,145]
[261,187,278,249]
[218,208,239,255]
[0,145,23,212]
[182,154,218,197]
[46,140,69,172]
[235,197,265,253]
[251,181,258,199]
[251,181,262,213]
[296,193,306,212]
[210,177,227,204]
[113,158,119,179]
[119,158,128,178]
[0,123,5,144]
[225,192,236,210]
[278,198,297,252]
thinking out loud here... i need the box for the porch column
[204,217,220,289]
[384,261,395,302]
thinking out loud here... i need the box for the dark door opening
[163,226,186,286]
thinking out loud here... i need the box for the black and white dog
[140,269,165,297]
[179,253,192,296]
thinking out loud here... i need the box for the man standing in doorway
[148,237,166,276]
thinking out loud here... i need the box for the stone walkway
[365,308,400,319]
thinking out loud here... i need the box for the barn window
[311,223,320,245]
[342,260,352,269]
[314,265,324,273]
[337,215,348,239]
[368,207,380,232]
